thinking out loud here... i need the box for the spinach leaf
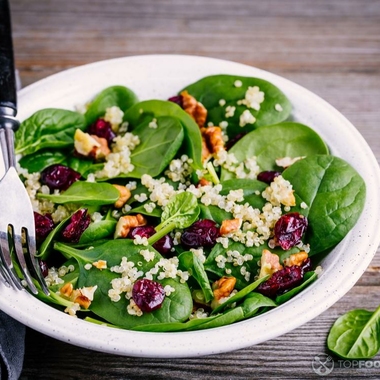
[124,100,203,170]
[149,192,200,243]
[79,211,117,244]
[38,181,120,205]
[275,271,317,305]
[85,85,139,125]
[211,275,269,315]
[327,305,380,359]
[282,155,366,255]
[178,251,214,303]
[67,156,96,177]
[204,241,262,289]
[54,240,193,328]
[182,74,292,139]
[241,292,277,319]
[19,150,68,173]
[15,108,86,155]
[221,122,329,181]
[127,116,184,178]
[198,204,232,225]
[36,213,73,260]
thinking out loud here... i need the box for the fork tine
[0,230,23,290]
[10,225,38,295]
[23,227,50,295]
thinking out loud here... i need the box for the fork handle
[0,0,17,112]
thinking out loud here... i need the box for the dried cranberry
[128,226,174,256]
[34,212,54,244]
[274,212,308,250]
[39,260,49,278]
[257,170,281,184]
[226,132,247,150]
[168,95,183,107]
[132,279,165,312]
[87,118,116,145]
[61,209,90,243]
[257,265,303,298]
[181,219,220,249]
[40,164,81,191]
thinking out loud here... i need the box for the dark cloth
[0,310,25,380]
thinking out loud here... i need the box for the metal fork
[0,0,49,295]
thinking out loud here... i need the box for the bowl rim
[1,54,379,358]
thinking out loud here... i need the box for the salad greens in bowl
[1,55,379,357]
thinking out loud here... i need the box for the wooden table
[9,0,380,378]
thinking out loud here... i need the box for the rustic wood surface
[7,0,380,378]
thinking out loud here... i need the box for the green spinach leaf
[38,181,120,205]
[327,305,380,359]
[182,74,292,139]
[85,85,139,125]
[282,155,366,255]
[178,251,214,303]
[127,115,184,178]
[19,150,68,173]
[149,192,200,243]
[221,122,329,181]
[15,108,86,155]
[124,100,203,170]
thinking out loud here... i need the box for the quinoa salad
[14,74,366,331]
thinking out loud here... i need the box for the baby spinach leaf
[275,271,317,305]
[54,240,193,328]
[178,251,214,303]
[67,156,96,177]
[188,307,245,331]
[221,122,329,181]
[15,108,86,155]
[204,241,262,289]
[19,149,68,173]
[127,116,184,178]
[182,74,292,139]
[36,213,73,260]
[220,178,267,197]
[124,100,203,170]
[85,85,139,125]
[282,155,366,255]
[327,305,380,359]
[38,181,120,205]
[150,192,200,243]
[211,275,269,315]
[79,211,117,244]
[241,292,277,319]
[198,204,232,225]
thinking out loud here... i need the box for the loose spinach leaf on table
[327,305,380,359]
[124,100,203,170]
[181,74,292,139]
[282,155,366,255]
[15,108,86,155]
[85,85,139,125]
[54,240,193,328]
[38,181,120,205]
[221,122,329,181]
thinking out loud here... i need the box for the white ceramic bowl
[1,55,380,358]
